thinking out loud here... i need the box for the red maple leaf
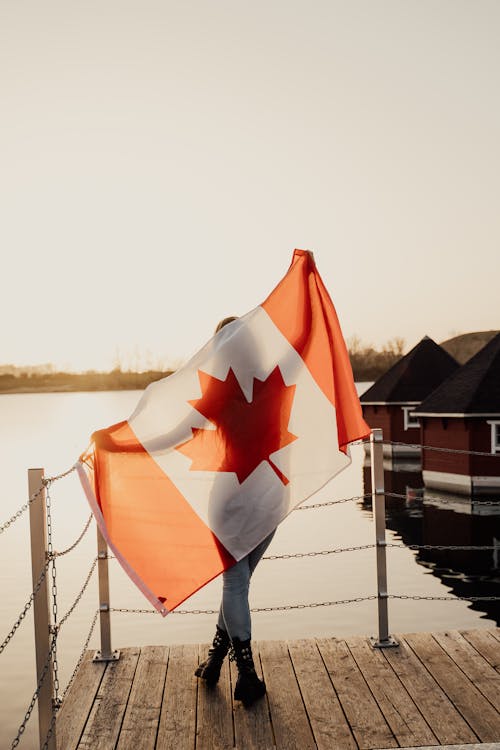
[176,366,298,484]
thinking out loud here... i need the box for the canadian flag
[77,250,370,615]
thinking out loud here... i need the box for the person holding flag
[77,250,370,710]
[194,316,275,706]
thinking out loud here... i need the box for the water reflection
[362,458,500,625]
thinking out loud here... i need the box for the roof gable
[414,332,500,414]
[360,337,459,404]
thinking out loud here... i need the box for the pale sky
[1,0,499,372]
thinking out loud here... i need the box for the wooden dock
[56,628,500,749]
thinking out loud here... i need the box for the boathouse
[360,336,458,457]
[412,332,500,495]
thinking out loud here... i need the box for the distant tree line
[347,337,405,382]
[0,339,407,393]
[1,331,496,393]
[0,368,174,393]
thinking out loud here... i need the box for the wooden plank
[405,631,500,742]
[346,636,438,748]
[486,627,500,643]
[259,639,316,750]
[156,643,198,750]
[56,651,107,750]
[382,635,476,746]
[317,638,396,750]
[116,645,168,750]
[229,642,274,750]
[287,638,356,750]
[58,631,500,749]
[461,628,500,671]
[196,642,234,750]
[77,647,140,750]
[433,630,500,712]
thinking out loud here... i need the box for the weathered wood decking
[56,629,500,750]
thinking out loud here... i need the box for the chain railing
[3,431,500,748]
[0,483,47,535]
[384,490,500,506]
[382,438,500,458]
[294,493,372,509]
[55,514,93,557]
[57,557,98,629]
[1,466,78,536]
[111,595,380,617]
[1,466,100,750]
[1,561,51,656]
[11,631,58,749]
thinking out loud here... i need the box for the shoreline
[0,370,173,395]
[0,385,147,394]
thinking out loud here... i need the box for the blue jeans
[217,529,276,641]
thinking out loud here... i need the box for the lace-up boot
[231,637,266,707]
[195,625,230,685]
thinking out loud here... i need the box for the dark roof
[413,332,500,414]
[360,337,459,404]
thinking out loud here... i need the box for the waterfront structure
[55,630,500,749]
[360,337,459,458]
[413,332,500,495]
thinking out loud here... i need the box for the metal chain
[58,558,98,629]
[250,597,378,612]
[10,479,91,747]
[389,594,500,602]
[384,491,416,500]
[427,496,500,507]
[111,589,500,617]
[388,542,499,551]
[10,632,58,749]
[0,484,44,535]
[55,514,93,557]
[0,466,76,536]
[0,559,51,655]
[45,465,78,483]
[11,610,99,750]
[264,544,376,560]
[110,606,196,615]
[294,493,372,510]
[111,596,379,617]
[45,483,60,707]
[1,525,95,658]
[385,439,500,458]
[60,609,99,702]
[383,491,500,506]
[108,539,499,570]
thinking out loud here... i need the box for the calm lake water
[1,388,499,749]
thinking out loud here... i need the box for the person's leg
[200,530,276,700]
[219,555,252,640]
[219,528,276,639]
[198,555,253,685]
[224,530,276,706]
[247,529,276,577]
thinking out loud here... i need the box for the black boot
[231,638,266,707]
[195,625,230,685]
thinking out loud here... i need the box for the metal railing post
[93,526,120,662]
[369,430,398,648]
[28,468,56,750]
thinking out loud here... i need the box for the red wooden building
[360,337,458,457]
[412,332,500,495]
